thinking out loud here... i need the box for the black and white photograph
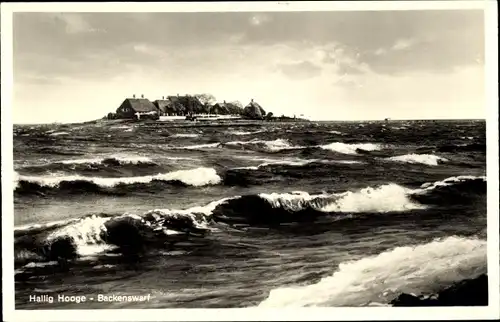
[2,1,499,321]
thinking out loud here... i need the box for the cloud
[11,11,486,123]
[249,14,271,26]
[53,13,106,34]
[374,48,388,56]
[392,38,417,51]
[133,43,166,57]
[277,60,322,79]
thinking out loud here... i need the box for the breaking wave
[214,175,485,226]
[59,155,155,165]
[170,133,200,138]
[173,143,221,150]
[224,139,303,152]
[14,167,221,194]
[226,130,266,136]
[258,235,487,307]
[14,175,485,265]
[14,198,234,263]
[320,142,382,155]
[49,131,70,136]
[386,154,448,166]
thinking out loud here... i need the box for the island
[104,93,307,123]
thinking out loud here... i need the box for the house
[152,99,172,116]
[115,98,160,120]
[176,95,206,115]
[243,99,266,119]
[210,101,230,115]
[210,101,244,115]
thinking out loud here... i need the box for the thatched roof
[162,95,205,114]
[166,96,187,113]
[121,98,159,113]
[243,100,266,119]
[211,102,230,115]
[211,101,244,115]
[153,100,171,114]
[224,102,243,115]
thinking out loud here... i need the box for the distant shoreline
[13,118,486,127]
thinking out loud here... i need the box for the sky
[12,9,485,123]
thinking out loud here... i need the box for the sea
[12,119,487,309]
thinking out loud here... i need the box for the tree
[230,100,243,108]
[194,93,217,106]
[229,101,244,115]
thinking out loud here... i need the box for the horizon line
[12,117,487,126]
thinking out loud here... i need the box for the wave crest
[59,155,155,166]
[387,154,448,166]
[15,167,221,194]
[258,236,487,307]
[320,142,382,155]
[224,139,303,152]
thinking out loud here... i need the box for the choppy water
[13,119,487,308]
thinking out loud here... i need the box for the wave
[410,175,486,206]
[416,175,486,192]
[14,175,485,264]
[170,133,200,138]
[232,158,320,170]
[215,175,485,225]
[14,167,221,194]
[226,130,265,136]
[319,142,382,155]
[173,143,221,150]
[14,198,235,263]
[59,155,155,166]
[386,154,448,166]
[49,131,70,136]
[258,235,487,307]
[110,125,133,130]
[224,139,303,152]
[256,183,423,215]
[16,155,160,178]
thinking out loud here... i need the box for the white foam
[24,261,59,268]
[233,157,319,170]
[163,156,198,161]
[59,155,154,165]
[226,130,265,136]
[16,167,221,188]
[321,184,425,213]
[49,131,70,136]
[387,154,448,166]
[259,191,330,212]
[146,197,236,229]
[170,133,200,138]
[320,160,363,165]
[14,218,79,232]
[175,143,221,150]
[259,236,487,307]
[415,175,486,193]
[46,215,113,256]
[259,183,424,214]
[225,138,303,152]
[320,142,382,155]
[93,264,116,269]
